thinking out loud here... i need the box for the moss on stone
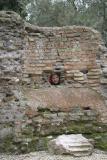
[21,125,34,136]
[1,120,107,153]
[0,136,15,153]
[66,121,107,134]
[84,132,107,151]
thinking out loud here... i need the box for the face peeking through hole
[49,73,60,85]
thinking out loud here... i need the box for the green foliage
[26,0,77,26]
[0,0,29,18]
[0,0,107,45]
[85,132,107,151]
[28,0,107,45]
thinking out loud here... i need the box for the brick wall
[24,25,102,89]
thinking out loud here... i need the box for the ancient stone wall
[0,11,26,152]
[24,24,102,89]
[0,11,107,153]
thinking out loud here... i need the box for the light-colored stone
[102,68,107,74]
[74,72,84,77]
[100,78,107,84]
[48,134,93,157]
[74,77,85,81]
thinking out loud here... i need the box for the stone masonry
[0,11,107,153]
[24,24,102,89]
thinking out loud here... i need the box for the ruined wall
[24,24,102,89]
[0,11,26,152]
[100,45,107,104]
[0,11,107,153]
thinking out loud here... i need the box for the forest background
[0,0,107,46]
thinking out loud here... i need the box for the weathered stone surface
[24,87,107,123]
[24,24,102,88]
[102,68,107,75]
[48,134,93,156]
[0,11,107,154]
[101,78,107,84]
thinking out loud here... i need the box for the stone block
[0,127,13,139]
[74,77,84,81]
[74,72,84,77]
[100,78,107,84]
[87,75,100,79]
[48,134,93,156]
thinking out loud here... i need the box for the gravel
[0,150,107,160]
